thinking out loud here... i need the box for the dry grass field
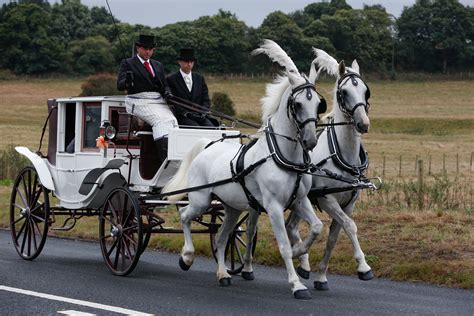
[0,77,473,288]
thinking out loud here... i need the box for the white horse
[286,48,374,290]
[163,40,325,299]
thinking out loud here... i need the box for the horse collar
[327,117,369,177]
[265,119,311,172]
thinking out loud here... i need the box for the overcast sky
[2,0,473,27]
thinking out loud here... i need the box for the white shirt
[137,54,155,77]
[180,69,193,92]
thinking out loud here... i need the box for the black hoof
[293,289,311,300]
[178,257,190,271]
[296,267,310,280]
[219,277,232,286]
[358,269,374,281]
[314,281,329,291]
[241,271,254,280]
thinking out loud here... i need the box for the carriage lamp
[99,121,117,140]
[105,125,116,140]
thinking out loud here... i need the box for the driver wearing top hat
[117,34,177,167]
[167,48,216,127]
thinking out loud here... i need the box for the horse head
[310,48,371,134]
[252,39,323,151]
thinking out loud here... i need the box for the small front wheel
[99,187,143,276]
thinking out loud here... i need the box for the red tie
[144,60,154,77]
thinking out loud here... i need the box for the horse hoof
[314,281,329,291]
[293,289,311,300]
[358,269,374,281]
[178,257,190,271]
[219,277,232,286]
[296,267,310,280]
[241,271,254,280]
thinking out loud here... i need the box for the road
[0,230,472,315]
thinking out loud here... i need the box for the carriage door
[55,101,80,204]
[74,102,103,196]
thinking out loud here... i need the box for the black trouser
[177,112,216,128]
[154,137,168,167]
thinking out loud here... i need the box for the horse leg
[215,206,241,286]
[342,202,373,280]
[314,218,341,290]
[314,197,373,290]
[285,212,311,280]
[265,204,311,299]
[179,194,211,270]
[289,197,323,258]
[241,210,259,280]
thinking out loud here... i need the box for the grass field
[0,77,473,288]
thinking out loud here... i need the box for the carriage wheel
[9,166,50,260]
[210,212,258,275]
[99,187,143,276]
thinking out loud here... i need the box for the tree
[397,0,474,72]
[316,8,394,72]
[50,0,94,47]
[0,3,64,74]
[67,36,115,75]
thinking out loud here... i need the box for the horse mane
[260,75,291,122]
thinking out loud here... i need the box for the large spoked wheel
[99,187,143,276]
[10,166,50,260]
[210,212,258,275]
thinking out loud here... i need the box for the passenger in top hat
[117,34,177,167]
[167,48,216,127]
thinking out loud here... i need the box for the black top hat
[177,48,196,61]
[135,34,156,48]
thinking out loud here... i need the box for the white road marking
[0,285,154,316]
[58,310,96,315]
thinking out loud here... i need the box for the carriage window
[64,103,76,153]
[83,103,101,150]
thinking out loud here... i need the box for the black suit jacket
[166,71,211,117]
[117,55,170,97]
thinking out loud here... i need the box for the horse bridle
[287,79,326,136]
[336,72,370,117]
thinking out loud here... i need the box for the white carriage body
[18,96,241,209]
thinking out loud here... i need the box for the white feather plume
[311,48,339,77]
[252,39,299,74]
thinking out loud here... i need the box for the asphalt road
[0,230,472,315]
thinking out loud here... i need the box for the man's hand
[125,71,134,87]
[164,89,173,100]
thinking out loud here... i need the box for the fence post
[417,159,424,210]
[471,152,473,172]
[456,153,459,174]
[399,155,402,177]
[415,155,419,173]
[443,153,446,174]
[382,155,386,178]
[428,155,432,175]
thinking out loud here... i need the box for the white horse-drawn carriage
[9,41,381,299]
[10,93,252,276]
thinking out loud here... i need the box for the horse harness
[310,71,371,210]
[229,81,320,213]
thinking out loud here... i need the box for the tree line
[0,0,472,76]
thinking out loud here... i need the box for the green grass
[372,118,473,136]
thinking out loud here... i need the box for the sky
[2,0,473,27]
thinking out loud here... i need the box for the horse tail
[162,138,211,202]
